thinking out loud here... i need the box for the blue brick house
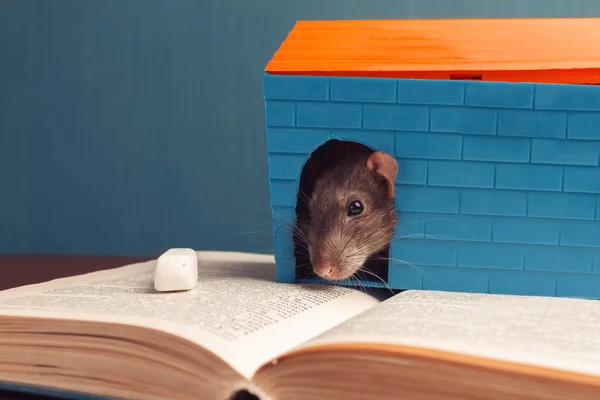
[263,19,600,299]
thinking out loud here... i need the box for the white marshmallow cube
[154,248,198,292]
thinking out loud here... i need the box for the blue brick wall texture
[263,73,600,299]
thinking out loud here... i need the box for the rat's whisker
[292,238,310,250]
[297,187,311,204]
[357,275,370,294]
[391,233,448,241]
[224,231,275,237]
[349,275,367,293]
[294,250,310,259]
[295,250,310,259]
[306,271,320,283]
[341,236,353,254]
[263,209,308,238]
[277,222,303,236]
[377,257,429,276]
[262,219,304,239]
[292,228,310,244]
[294,248,310,257]
[227,211,312,246]
[356,268,394,294]
[346,242,380,258]
[272,210,295,223]
[227,213,299,236]
[292,234,308,245]
[295,263,313,276]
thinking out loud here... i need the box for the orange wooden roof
[265,18,600,84]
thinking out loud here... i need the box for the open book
[2,251,600,400]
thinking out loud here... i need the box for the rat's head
[298,151,399,282]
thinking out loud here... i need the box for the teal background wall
[1,0,599,257]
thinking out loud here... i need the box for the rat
[295,145,399,282]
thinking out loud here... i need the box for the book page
[297,290,600,377]
[0,251,381,379]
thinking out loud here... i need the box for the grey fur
[296,150,398,281]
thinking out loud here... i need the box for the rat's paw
[154,248,198,292]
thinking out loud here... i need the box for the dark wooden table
[0,255,151,292]
[0,254,151,399]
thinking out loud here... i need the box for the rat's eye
[347,200,364,216]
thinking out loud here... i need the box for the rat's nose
[313,261,335,278]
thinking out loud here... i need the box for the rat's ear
[366,151,398,199]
